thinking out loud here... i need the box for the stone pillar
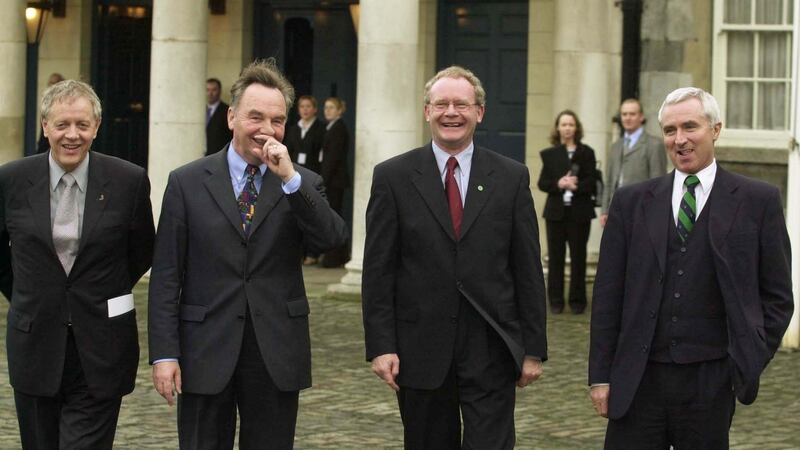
[0,0,27,163]
[781,3,800,349]
[328,0,420,295]
[207,0,250,102]
[550,0,621,280]
[148,0,209,222]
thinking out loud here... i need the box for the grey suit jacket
[601,131,666,213]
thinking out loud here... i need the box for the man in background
[205,77,233,156]
[599,98,666,226]
[36,72,66,154]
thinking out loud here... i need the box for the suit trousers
[545,206,591,309]
[14,328,122,450]
[604,359,735,450]
[396,298,517,450]
[178,308,299,450]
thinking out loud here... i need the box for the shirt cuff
[590,383,610,388]
[153,358,178,365]
[282,172,301,194]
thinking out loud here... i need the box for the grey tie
[53,173,80,275]
[623,136,632,153]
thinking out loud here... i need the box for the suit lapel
[643,173,673,275]
[26,156,57,255]
[248,169,283,236]
[78,153,111,254]
[460,146,494,239]
[708,166,741,249]
[204,151,248,239]
[411,145,457,242]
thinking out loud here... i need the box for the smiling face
[228,84,287,165]
[43,96,100,172]
[660,98,720,174]
[424,76,484,154]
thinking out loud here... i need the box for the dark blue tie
[237,165,259,235]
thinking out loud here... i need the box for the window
[714,0,793,140]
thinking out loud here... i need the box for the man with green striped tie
[589,87,793,450]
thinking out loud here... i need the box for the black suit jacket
[148,150,348,394]
[285,119,326,174]
[0,151,155,399]
[537,144,597,222]
[320,119,350,190]
[206,101,232,156]
[362,144,548,390]
[589,166,793,419]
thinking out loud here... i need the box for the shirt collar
[207,101,221,109]
[227,143,267,180]
[49,151,90,193]
[431,141,474,176]
[674,159,717,192]
[624,126,644,141]
[298,117,316,129]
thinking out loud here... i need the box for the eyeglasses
[428,101,478,112]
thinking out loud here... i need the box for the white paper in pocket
[107,294,134,318]
[297,153,307,165]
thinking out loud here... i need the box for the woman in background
[537,110,597,314]
[319,97,351,267]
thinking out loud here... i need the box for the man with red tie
[362,66,548,449]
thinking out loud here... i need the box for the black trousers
[604,359,735,450]
[14,328,122,450]
[178,311,299,450]
[545,207,591,309]
[396,299,518,450]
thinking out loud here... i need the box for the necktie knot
[684,174,700,192]
[245,164,259,178]
[677,175,700,242]
[446,156,458,172]
[61,172,76,188]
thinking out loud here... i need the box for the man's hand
[152,361,182,406]
[516,356,543,387]
[599,214,608,227]
[254,136,296,183]
[371,353,400,391]
[590,385,610,418]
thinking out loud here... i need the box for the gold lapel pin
[98,194,105,201]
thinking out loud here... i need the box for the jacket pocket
[287,297,310,317]
[7,307,32,332]
[180,304,208,322]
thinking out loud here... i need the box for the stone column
[328,0,420,295]
[148,0,209,222]
[550,0,621,280]
[0,0,27,163]
[781,3,800,348]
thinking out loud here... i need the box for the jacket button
[680,247,687,253]
[671,339,677,347]
[673,292,681,299]
[450,316,457,324]
[649,310,656,319]
[241,241,247,247]
[671,316,678,323]
[641,344,648,353]
[677,269,684,276]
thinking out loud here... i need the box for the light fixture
[349,4,359,36]
[25,1,52,45]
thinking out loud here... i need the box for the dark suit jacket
[206,101,232,156]
[148,150,347,394]
[589,166,793,419]
[0,151,155,399]
[285,119,326,174]
[320,119,350,190]
[537,144,597,222]
[362,144,548,390]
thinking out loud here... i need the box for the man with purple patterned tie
[362,66,547,449]
[149,60,347,449]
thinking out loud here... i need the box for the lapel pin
[98,194,105,201]
[477,185,484,192]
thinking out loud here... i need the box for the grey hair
[658,87,721,126]
[41,79,102,122]
[423,66,486,106]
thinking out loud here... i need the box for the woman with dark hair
[319,97,351,267]
[537,110,597,314]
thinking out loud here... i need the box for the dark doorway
[91,0,152,169]
[438,0,528,163]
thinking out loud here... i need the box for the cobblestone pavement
[1,266,798,449]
